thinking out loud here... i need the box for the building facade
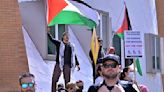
[0,0,28,91]
[0,0,163,91]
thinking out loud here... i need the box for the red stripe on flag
[117,8,128,34]
[48,0,68,24]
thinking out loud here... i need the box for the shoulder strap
[119,80,137,92]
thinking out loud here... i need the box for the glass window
[145,33,161,73]
[155,36,161,71]
[47,24,66,55]
[47,26,56,54]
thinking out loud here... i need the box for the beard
[21,89,35,92]
[102,71,119,79]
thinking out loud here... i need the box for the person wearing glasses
[19,73,35,92]
[88,54,124,92]
[88,54,138,92]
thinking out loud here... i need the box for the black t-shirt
[64,43,72,66]
[48,33,79,66]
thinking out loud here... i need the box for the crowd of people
[18,28,149,92]
[19,72,84,92]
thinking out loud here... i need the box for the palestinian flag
[116,5,131,38]
[128,58,143,76]
[135,58,142,76]
[47,0,99,28]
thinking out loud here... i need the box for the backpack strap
[119,80,137,92]
[98,81,119,91]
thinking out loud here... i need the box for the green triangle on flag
[128,58,142,76]
[47,0,99,28]
[116,4,131,39]
[117,33,124,38]
[135,58,143,76]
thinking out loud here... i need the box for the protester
[57,83,68,92]
[106,46,116,54]
[94,64,103,85]
[88,54,125,92]
[88,54,138,92]
[76,80,84,92]
[120,67,141,92]
[47,27,80,92]
[66,82,78,92]
[89,37,105,83]
[120,67,135,82]
[120,67,149,92]
[19,72,35,92]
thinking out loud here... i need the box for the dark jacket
[89,46,104,64]
[48,32,79,66]
[88,80,137,92]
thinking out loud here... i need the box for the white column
[55,25,58,40]
[121,38,125,68]
[160,37,164,74]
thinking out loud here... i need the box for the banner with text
[124,31,143,58]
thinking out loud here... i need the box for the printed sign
[124,31,143,58]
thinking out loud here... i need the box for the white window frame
[47,24,67,60]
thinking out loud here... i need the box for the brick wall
[0,0,28,91]
[156,1,164,91]
[156,0,164,37]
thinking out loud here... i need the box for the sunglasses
[21,83,35,89]
[103,63,117,68]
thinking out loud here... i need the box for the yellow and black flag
[90,28,100,65]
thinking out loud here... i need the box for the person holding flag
[47,27,80,92]
[89,29,105,83]
[47,0,100,91]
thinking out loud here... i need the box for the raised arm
[47,28,60,46]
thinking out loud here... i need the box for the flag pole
[133,58,141,92]
[121,38,125,68]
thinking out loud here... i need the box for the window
[47,24,66,55]
[152,35,161,71]
[145,33,161,73]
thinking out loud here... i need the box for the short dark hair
[19,72,35,85]
[76,80,83,84]
[96,64,102,76]
[120,67,130,80]
[97,37,102,42]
